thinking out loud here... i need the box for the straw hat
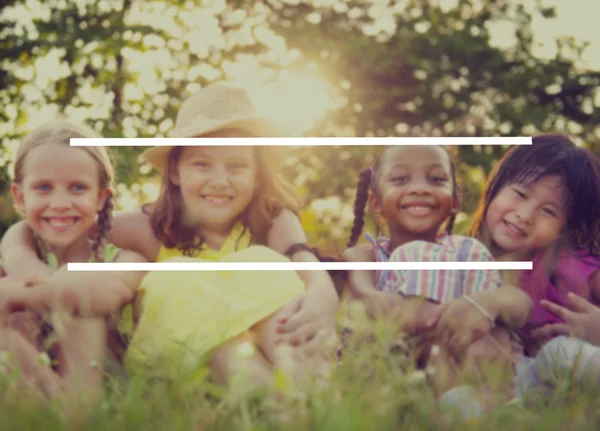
[143,84,289,172]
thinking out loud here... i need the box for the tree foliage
[1,0,598,247]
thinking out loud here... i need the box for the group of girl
[1,83,600,418]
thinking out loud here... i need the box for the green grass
[1,325,600,431]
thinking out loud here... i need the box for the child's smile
[371,146,458,244]
[201,194,234,206]
[12,143,109,256]
[399,200,439,217]
[171,146,257,231]
[42,216,80,232]
[500,219,527,238]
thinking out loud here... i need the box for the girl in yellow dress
[1,85,340,389]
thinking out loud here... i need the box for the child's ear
[368,193,381,214]
[11,184,25,212]
[97,188,112,212]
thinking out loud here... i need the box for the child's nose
[407,180,430,195]
[210,167,229,187]
[516,204,535,224]
[49,191,71,209]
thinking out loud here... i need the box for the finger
[277,298,302,326]
[425,304,447,328]
[540,300,573,321]
[567,292,597,313]
[277,323,314,346]
[531,323,571,339]
[277,307,309,334]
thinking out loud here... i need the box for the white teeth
[203,196,231,204]
[504,221,525,236]
[404,206,433,213]
[46,218,76,228]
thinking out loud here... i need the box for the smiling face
[11,143,110,251]
[485,175,567,257]
[371,146,458,242]
[170,145,257,232]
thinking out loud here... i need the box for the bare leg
[462,326,516,399]
[250,304,311,386]
[209,331,274,392]
[50,316,107,408]
[0,327,63,401]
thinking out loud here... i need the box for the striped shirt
[364,234,502,304]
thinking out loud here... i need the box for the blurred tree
[1,0,599,248]
[0,0,276,236]
[261,0,600,216]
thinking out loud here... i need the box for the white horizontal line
[67,261,532,272]
[70,137,532,147]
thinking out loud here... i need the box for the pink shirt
[517,249,600,350]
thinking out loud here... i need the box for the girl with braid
[343,145,503,327]
[0,120,146,406]
[342,145,518,399]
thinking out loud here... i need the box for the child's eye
[512,188,526,199]
[229,163,248,171]
[193,161,209,168]
[34,183,51,192]
[542,207,557,217]
[429,176,448,183]
[391,176,409,183]
[71,184,88,192]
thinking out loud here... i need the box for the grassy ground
[0,321,599,431]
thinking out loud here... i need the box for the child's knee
[536,336,584,368]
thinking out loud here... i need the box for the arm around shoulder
[342,246,377,299]
[0,221,53,278]
[108,210,160,262]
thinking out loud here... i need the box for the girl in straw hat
[1,85,340,389]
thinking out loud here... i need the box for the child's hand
[275,286,339,354]
[360,289,404,320]
[435,295,496,360]
[399,299,445,337]
[532,293,600,346]
[0,276,29,290]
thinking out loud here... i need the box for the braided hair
[347,146,459,248]
[13,120,117,264]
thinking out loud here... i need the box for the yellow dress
[123,224,306,379]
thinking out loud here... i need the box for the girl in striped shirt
[342,145,522,400]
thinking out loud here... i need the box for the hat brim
[143,116,290,172]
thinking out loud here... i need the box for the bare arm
[0,221,54,278]
[267,208,338,305]
[106,210,160,262]
[343,245,437,334]
[4,250,147,318]
[343,245,399,320]
[474,284,533,329]
[343,246,377,300]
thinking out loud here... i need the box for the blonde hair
[145,135,302,255]
[13,119,116,262]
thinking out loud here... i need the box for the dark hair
[470,134,600,258]
[346,146,460,248]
